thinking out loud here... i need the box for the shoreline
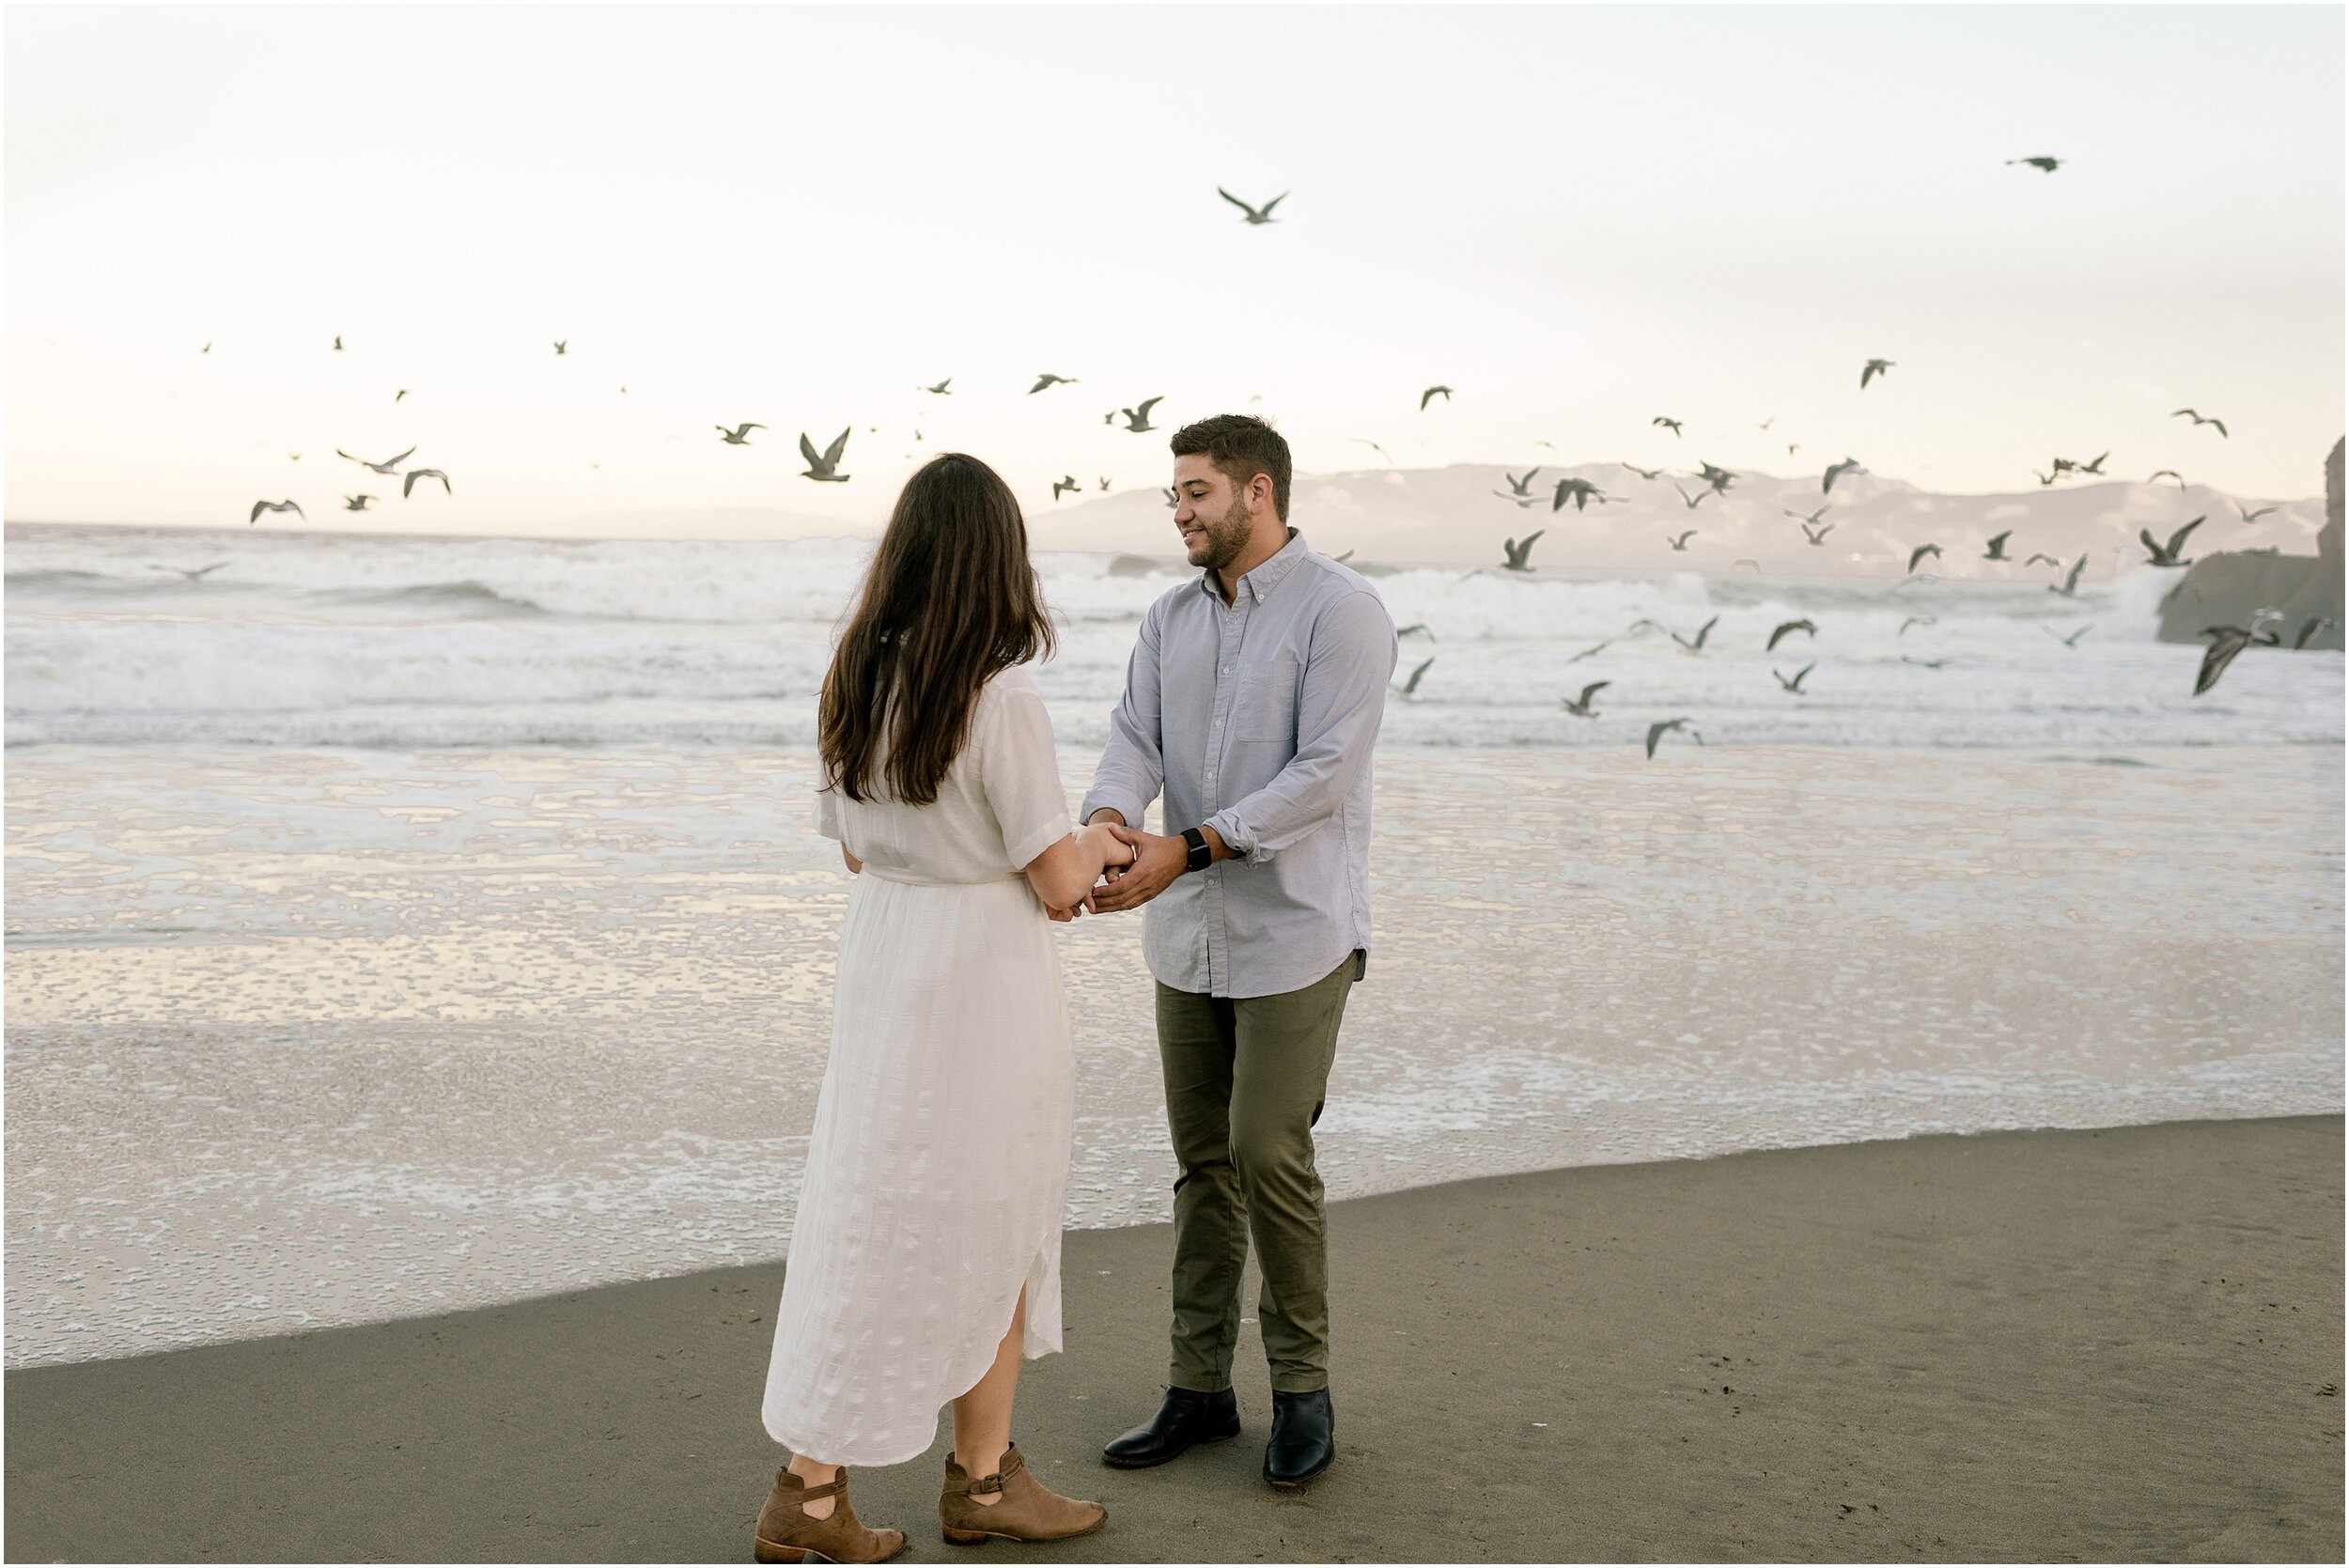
[7,1115,2340,1562]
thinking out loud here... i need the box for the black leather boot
[1100,1386,1241,1468]
[1263,1389,1334,1488]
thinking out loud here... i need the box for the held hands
[1083,824,1188,915]
[1044,821,1138,922]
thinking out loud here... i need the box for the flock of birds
[206,171,2321,758]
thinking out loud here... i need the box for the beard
[1185,493,1254,572]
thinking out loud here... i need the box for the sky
[6,3,2342,537]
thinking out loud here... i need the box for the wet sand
[7,1114,2340,1562]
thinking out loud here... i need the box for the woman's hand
[1092,823,1137,869]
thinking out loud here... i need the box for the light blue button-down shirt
[1081,528,1398,999]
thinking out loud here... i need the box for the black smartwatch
[1180,826,1213,874]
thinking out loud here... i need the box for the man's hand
[1085,824,1187,914]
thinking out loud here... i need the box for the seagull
[1901,656,1950,669]
[1162,487,1177,508]
[1335,551,1359,565]
[1734,559,1761,572]
[2033,466,2060,487]
[1983,530,2013,561]
[249,499,303,524]
[1029,374,1078,394]
[1551,478,1610,512]
[2025,552,2062,567]
[1396,657,1435,697]
[1784,505,1830,526]
[2236,503,2279,523]
[1351,437,1395,465]
[1666,530,1698,550]
[1898,615,1936,636]
[2139,516,2203,567]
[2007,155,2063,172]
[1621,463,1665,481]
[1801,521,1835,546]
[1420,385,1452,411]
[1695,460,1735,495]
[402,468,451,498]
[1756,415,1777,430]
[1823,457,1863,494]
[1560,681,1610,718]
[155,561,228,581]
[1051,475,1081,502]
[201,342,211,353]
[1652,416,1683,438]
[1670,615,1720,651]
[1644,717,1701,759]
[333,335,343,350]
[395,389,409,402]
[923,378,952,396]
[337,445,415,474]
[716,423,765,445]
[1098,476,1112,492]
[2077,451,2110,474]
[1906,542,1942,574]
[1766,619,1816,652]
[1671,483,1709,510]
[1773,662,1815,693]
[1395,622,1433,639]
[799,427,851,483]
[1859,358,1894,390]
[2294,616,2337,650]
[552,340,568,355]
[2194,613,2281,695]
[2045,623,2092,648]
[343,494,375,511]
[1218,187,1287,225]
[2048,553,2089,597]
[1118,396,1163,433]
[2170,408,2228,438]
[2146,470,2186,488]
[1566,637,1615,664]
[1499,467,1543,498]
[1501,531,1545,572]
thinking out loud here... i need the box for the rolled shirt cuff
[1205,808,1269,865]
[1078,788,1149,830]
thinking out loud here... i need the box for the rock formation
[2156,437,2343,650]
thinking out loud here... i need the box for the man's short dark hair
[1170,413,1291,521]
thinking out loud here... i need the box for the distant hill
[1026,462,2328,582]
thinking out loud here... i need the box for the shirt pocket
[1230,650,1301,743]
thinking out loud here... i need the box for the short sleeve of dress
[814,775,844,841]
[977,672,1070,871]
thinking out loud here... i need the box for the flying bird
[2075,451,2110,474]
[1983,530,2014,561]
[2007,155,2062,172]
[402,468,451,498]
[552,340,568,355]
[2025,552,2062,567]
[1395,622,1433,639]
[1566,637,1615,664]
[1734,559,1761,572]
[1906,542,1942,574]
[1218,187,1287,225]
[1621,463,1665,481]
[1162,487,1177,508]
[1670,483,1709,510]
[1420,385,1452,411]
[337,445,415,474]
[2170,409,2228,438]
[1652,416,1683,438]
[1098,476,1112,492]
[2048,553,2089,597]
[333,335,343,350]
[201,342,211,353]
[2194,614,2281,695]
[394,389,409,402]
[1499,467,1543,498]
[1666,530,1698,550]
[799,428,851,482]
[2294,616,2336,650]
[1695,460,1735,495]
[1351,437,1395,465]
[249,499,303,524]
[1784,505,1830,526]
[1644,717,1701,759]
[1766,619,1816,652]
[2146,470,2186,488]
[1901,656,1950,669]
[1117,396,1164,433]
[1051,475,1081,502]
[1397,657,1435,697]
[1859,358,1894,390]
[1823,457,1863,494]
[2236,503,2279,523]
[1029,374,1078,394]
[716,423,765,445]
[1560,681,1610,718]
[1801,521,1835,546]
[343,494,375,511]
[923,378,952,396]
[1501,531,1545,572]
[1898,615,1937,636]
[2139,516,2203,567]
[1551,478,1610,512]
[1773,662,1815,693]
[1671,615,1720,651]
[2046,623,2092,648]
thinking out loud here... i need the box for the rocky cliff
[2156,438,2343,650]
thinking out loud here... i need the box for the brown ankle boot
[754,1464,909,1564]
[939,1441,1107,1545]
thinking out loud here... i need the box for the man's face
[1173,454,1255,572]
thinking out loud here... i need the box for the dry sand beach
[6,1115,2340,1562]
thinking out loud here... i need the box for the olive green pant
[1155,951,1357,1396]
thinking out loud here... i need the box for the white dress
[761,663,1077,1467]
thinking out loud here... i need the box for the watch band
[1180,826,1212,873]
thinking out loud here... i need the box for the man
[1077,412,1397,1490]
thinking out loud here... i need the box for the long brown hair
[818,453,1056,804]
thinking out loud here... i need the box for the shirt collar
[1198,526,1308,606]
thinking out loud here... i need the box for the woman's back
[817,664,1066,885]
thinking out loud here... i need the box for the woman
[752,453,1128,1563]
